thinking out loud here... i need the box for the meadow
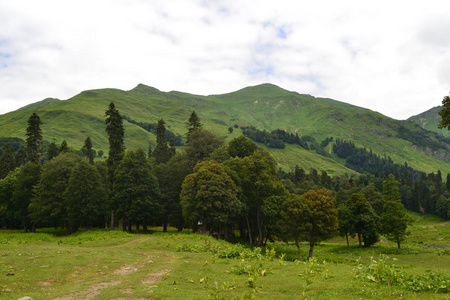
[0,212,449,300]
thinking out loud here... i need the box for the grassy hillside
[408,106,450,138]
[0,83,449,175]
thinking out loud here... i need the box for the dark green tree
[25,112,43,164]
[83,137,94,164]
[227,136,258,158]
[47,142,59,160]
[181,160,241,238]
[302,189,338,258]
[223,149,287,245]
[12,162,40,232]
[64,161,106,232]
[155,152,192,232]
[105,102,125,169]
[59,140,69,153]
[337,203,354,248]
[153,119,171,164]
[29,153,82,231]
[185,128,223,165]
[346,192,379,247]
[280,194,309,260]
[114,149,160,233]
[0,144,16,179]
[187,110,202,136]
[438,95,450,130]
[105,102,125,228]
[0,169,20,228]
[380,174,412,249]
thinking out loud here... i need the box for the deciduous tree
[180,160,241,238]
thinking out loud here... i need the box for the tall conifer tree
[153,119,170,164]
[84,137,94,164]
[105,102,125,228]
[25,112,42,164]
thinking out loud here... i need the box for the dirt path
[51,236,174,300]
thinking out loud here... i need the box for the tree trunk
[136,222,140,233]
[110,210,115,229]
[143,219,148,233]
[295,239,302,260]
[309,242,315,259]
[128,221,132,233]
[162,213,169,232]
[256,206,263,246]
[397,240,401,249]
[357,233,362,247]
[245,215,253,244]
[346,234,349,248]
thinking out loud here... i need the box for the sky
[0,0,449,120]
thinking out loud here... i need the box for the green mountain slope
[408,106,450,138]
[1,83,449,175]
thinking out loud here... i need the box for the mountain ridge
[0,83,448,175]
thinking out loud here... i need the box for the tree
[64,161,106,232]
[187,110,202,136]
[12,162,40,232]
[438,95,450,130]
[227,136,258,158]
[346,193,379,247]
[0,169,20,229]
[47,142,59,160]
[223,149,287,245]
[180,160,242,238]
[153,119,171,164]
[185,128,223,165]
[380,174,412,249]
[25,112,43,164]
[105,102,125,169]
[105,102,125,228]
[155,152,192,232]
[29,153,82,231]
[280,194,308,259]
[337,203,354,248]
[302,189,338,258]
[59,140,69,153]
[0,144,16,179]
[114,149,160,233]
[83,137,94,164]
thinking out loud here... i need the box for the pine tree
[187,110,202,142]
[105,102,125,169]
[153,119,171,164]
[59,140,69,153]
[105,102,125,229]
[25,113,42,164]
[47,142,59,160]
[84,137,94,164]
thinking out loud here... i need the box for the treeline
[332,138,450,219]
[0,105,423,259]
[240,126,309,149]
[122,115,184,146]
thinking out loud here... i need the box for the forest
[1,102,450,259]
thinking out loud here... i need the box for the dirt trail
[51,236,173,300]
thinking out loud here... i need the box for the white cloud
[0,0,449,119]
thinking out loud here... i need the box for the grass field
[0,213,449,300]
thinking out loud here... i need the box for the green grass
[0,213,449,299]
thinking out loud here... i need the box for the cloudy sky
[0,0,449,119]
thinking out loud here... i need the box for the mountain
[1,83,449,175]
[407,106,450,138]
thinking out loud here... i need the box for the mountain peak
[130,84,164,96]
